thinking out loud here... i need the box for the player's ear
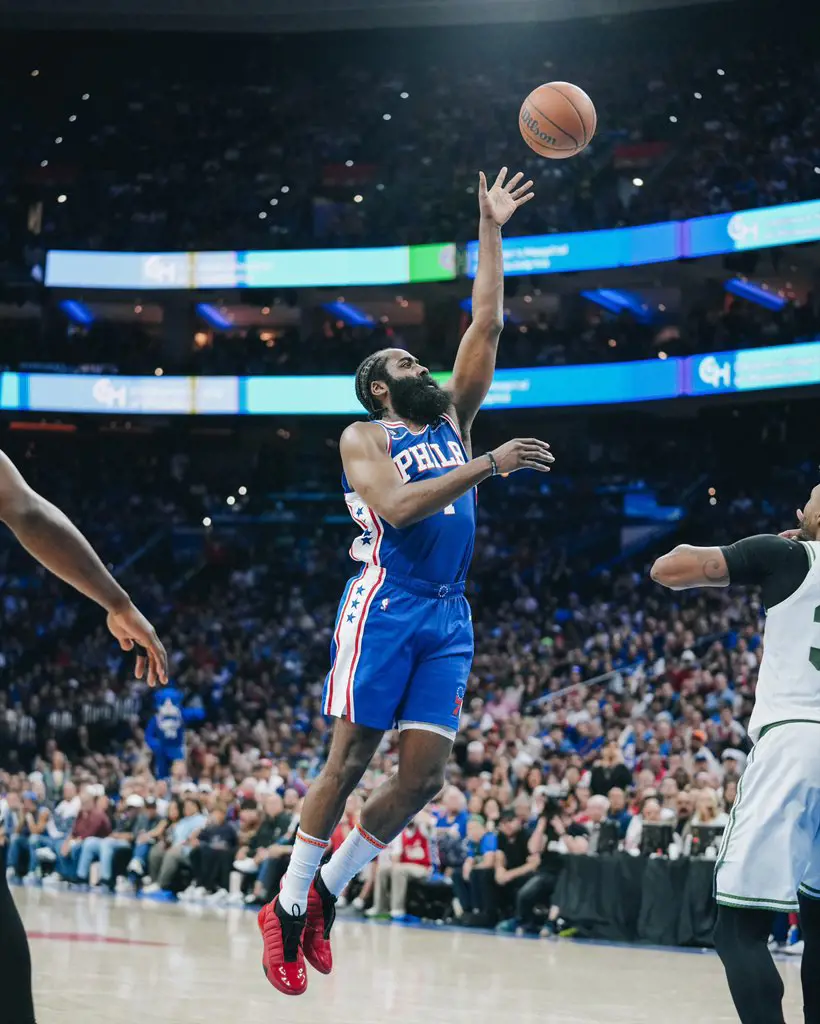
[371,379,388,401]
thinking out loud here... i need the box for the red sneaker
[303,872,337,975]
[257,897,308,996]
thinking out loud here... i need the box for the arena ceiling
[0,0,735,33]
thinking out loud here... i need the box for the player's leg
[712,906,784,1024]
[279,717,384,915]
[0,865,36,1024]
[714,723,820,1023]
[797,891,820,1023]
[358,727,453,840]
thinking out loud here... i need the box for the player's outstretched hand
[478,168,535,227]
[778,508,805,540]
[490,438,554,475]
[107,602,169,688]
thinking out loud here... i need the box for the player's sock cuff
[356,823,388,851]
[296,828,330,849]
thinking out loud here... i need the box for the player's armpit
[650,544,730,591]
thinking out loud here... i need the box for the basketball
[519,81,596,159]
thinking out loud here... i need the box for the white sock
[278,829,330,916]
[320,823,387,898]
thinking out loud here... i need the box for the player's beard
[385,372,452,425]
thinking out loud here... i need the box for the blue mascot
[145,687,205,780]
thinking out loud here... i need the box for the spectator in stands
[184,801,237,902]
[494,810,538,932]
[514,802,588,935]
[240,793,298,905]
[453,815,498,925]
[6,792,48,880]
[30,781,80,872]
[606,788,632,838]
[51,792,111,884]
[624,796,664,854]
[75,794,144,890]
[722,779,738,814]
[144,796,207,894]
[368,814,434,921]
[126,797,164,883]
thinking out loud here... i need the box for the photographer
[512,798,588,935]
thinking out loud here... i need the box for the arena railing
[43,198,820,289]
[0,338,817,416]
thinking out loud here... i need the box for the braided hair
[354,350,391,419]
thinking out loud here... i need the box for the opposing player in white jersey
[651,487,820,1024]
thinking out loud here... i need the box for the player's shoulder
[339,419,389,455]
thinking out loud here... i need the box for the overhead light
[694,92,702,99]
[68,114,77,122]
[376,183,385,191]
[353,194,363,203]
[226,496,236,506]
[258,211,267,219]
[658,351,668,360]
[40,160,48,167]
[54,136,62,144]
[57,194,67,203]
[400,91,409,99]
[632,177,643,187]
[82,93,90,100]
[202,517,212,527]
[154,368,163,376]
[281,185,290,194]
[238,486,247,496]
[261,306,270,315]
[31,70,39,77]
[717,69,725,76]
[383,113,392,121]
[669,115,678,123]
[345,159,354,167]
[269,198,279,206]
[134,304,143,313]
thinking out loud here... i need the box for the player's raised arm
[0,448,168,685]
[447,168,534,441]
[340,421,553,530]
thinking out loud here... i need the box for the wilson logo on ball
[520,108,557,146]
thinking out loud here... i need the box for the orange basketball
[519,81,596,159]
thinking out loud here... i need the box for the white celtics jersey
[749,541,820,742]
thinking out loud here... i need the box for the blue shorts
[322,566,473,737]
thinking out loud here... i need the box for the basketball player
[258,168,554,994]
[0,448,168,1024]
[651,490,820,1024]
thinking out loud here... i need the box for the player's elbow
[650,548,688,589]
[471,311,504,337]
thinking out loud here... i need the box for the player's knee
[713,905,769,960]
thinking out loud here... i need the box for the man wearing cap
[76,794,144,889]
[684,728,721,777]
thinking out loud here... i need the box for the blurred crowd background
[0,0,816,946]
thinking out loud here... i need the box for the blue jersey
[341,413,477,585]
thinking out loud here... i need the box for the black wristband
[486,451,499,477]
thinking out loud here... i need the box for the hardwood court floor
[15,887,804,1023]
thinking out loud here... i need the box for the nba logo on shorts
[381,598,390,611]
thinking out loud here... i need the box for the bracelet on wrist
[486,451,499,477]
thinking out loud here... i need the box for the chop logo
[698,356,732,390]
[92,378,128,408]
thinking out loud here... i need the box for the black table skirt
[553,854,718,947]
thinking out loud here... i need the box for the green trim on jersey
[716,892,799,912]
[714,741,758,888]
[758,719,820,740]
[799,883,820,901]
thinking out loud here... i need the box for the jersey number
[443,504,455,516]
[811,605,820,672]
